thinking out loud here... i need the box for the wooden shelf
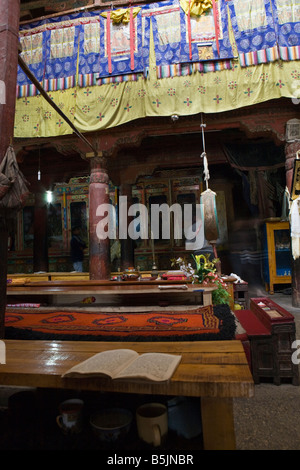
[263,221,292,294]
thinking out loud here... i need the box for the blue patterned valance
[271,0,300,60]
[227,0,279,66]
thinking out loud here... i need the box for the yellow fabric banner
[14,59,300,139]
[15,89,77,138]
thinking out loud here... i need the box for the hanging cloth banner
[99,7,144,78]
[181,0,213,60]
[180,0,219,56]
[290,196,300,260]
[18,25,47,90]
[101,7,142,71]
[200,188,219,243]
[141,0,181,69]
[44,20,80,90]
[179,0,233,63]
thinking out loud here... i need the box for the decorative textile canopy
[14,58,299,138]
[17,0,299,94]
[14,0,300,139]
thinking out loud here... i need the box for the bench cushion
[234,309,270,337]
[5,304,237,342]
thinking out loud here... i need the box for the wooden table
[6,281,216,306]
[0,339,254,450]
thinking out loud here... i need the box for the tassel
[201,151,210,187]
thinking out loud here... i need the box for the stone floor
[233,285,300,451]
[0,284,300,452]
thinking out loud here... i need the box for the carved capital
[90,155,108,170]
[90,172,109,184]
[89,155,109,184]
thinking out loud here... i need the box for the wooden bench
[235,298,299,385]
[0,339,254,450]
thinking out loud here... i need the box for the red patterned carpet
[4,304,236,342]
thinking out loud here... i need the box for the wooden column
[285,141,300,194]
[285,140,300,307]
[33,188,49,273]
[120,183,135,270]
[0,0,20,338]
[89,156,111,280]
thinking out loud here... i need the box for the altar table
[0,339,254,450]
[6,281,216,306]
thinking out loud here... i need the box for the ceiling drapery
[14,0,300,139]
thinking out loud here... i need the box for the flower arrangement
[171,254,231,306]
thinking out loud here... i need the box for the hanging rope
[199,114,220,271]
[200,114,210,189]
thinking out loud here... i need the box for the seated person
[70,226,86,272]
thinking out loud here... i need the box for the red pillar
[89,156,111,280]
[285,141,300,307]
[0,0,20,338]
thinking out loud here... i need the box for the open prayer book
[62,349,182,382]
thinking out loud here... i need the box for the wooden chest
[235,298,299,385]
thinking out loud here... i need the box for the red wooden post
[88,156,111,280]
[0,1,20,338]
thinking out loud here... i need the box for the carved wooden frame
[291,155,300,201]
